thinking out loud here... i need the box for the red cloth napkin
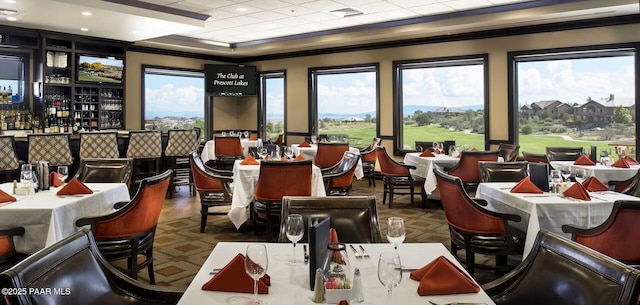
[0,189,16,204]
[49,172,64,187]
[249,135,258,140]
[298,141,311,147]
[56,178,93,196]
[337,301,349,305]
[573,155,595,166]
[612,158,631,168]
[510,177,543,194]
[563,182,591,201]
[410,256,480,296]
[582,176,608,192]
[419,149,435,157]
[294,154,306,161]
[201,253,270,294]
[624,156,639,165]
[240,155,259,165]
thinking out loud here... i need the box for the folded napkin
[294,154,306,161]
[563,182,591,201]
[471,148,479,152]
[419,149,435,157]
[337,301,349,305]
[0,189,16,204]
[582,176,608,192]
[249,135,258,140]
[56,178,93,196]
[624,156,639,165]
[510,177,543,194]
[49,172,64,187]
[240,155,259,165]
[573,155,595,166]
[202,253,270,294]
[612,158,631,168]
[298,141,311,147]
[410,256,480,296]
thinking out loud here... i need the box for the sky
[402,64,485,108]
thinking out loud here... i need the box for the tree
[612,106,632,124]
[521,124,533,135]
[365,114,372,122]
[414,112,433,126]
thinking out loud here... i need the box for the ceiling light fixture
[329,8,363,18]
[6,16,16,21]
[0,8,17,15]
[198,39,231,48]
[236,7,247,12]
[80,28,88,32]
[3,0,16,4]
[81,11,92,16]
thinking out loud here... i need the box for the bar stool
[79,131,119,159]
[164,129,199,198]
[126,130,162,184]
[0,136,21,183]
[27,133,73,172]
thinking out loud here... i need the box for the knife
[303,244,309,263]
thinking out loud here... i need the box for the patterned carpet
[135,179,515,288]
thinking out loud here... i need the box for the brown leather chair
[0,229,183,305]
[315,142,349,169]
[446,150,499,192]
[273,134,284,145]
[190,152,233,233]
[321,151,360,196]
[522,151,549,163]
[415,141,435,152]
[360,137,381,153]
[76,169,172,284]
[498,143,520,162]
[213,136,244,170]
[545,146,584,161]
[375,146,425,209]
[0,135,21,183]
[608,170,640,197]
[0,226,25,272]
[562,200,640,267]
[434,168,525,275]
[74,158,133,186]
[360,146,378,187]
[278,196,382,243]
[482,231,640,305]
[478,161,528,183]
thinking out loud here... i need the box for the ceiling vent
[329,8,364,18]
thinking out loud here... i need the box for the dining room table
[475,181,640,257]
[0,182,130,254]
[402,152,460,195]
[227,160,326,229]
[549,161,640,184]
[201,138,262,162]
[290,143,365,179]
[175,242,495,305]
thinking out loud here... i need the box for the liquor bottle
[1,87,6,103]
[7,86,12,100]
[15,111,21,129]
[0,111,5,130]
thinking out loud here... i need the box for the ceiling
[0,0,638,58]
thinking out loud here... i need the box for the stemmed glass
[57,165,69,183]
[386,217,405,251]
[284,147,294,160]
[259,148,268,160]
[285,214,304,265]
[244,131,250,139]
[574,169,586,184]
[378,251,402,305]
[245,244,268,305]
[221,131,227,137]
[432,142,439,153]
[561,166,571,182]
[19,170,33,197]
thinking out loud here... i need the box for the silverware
[359,245,370,258]
[428,301,487,305]
[208,268,222,275]
[350,245,362,258]
[303,245,309,263]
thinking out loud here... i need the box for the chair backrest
[443,140,456,155]
[478,161,528,182]
[362,137,381,151]
[615,171,640,196]
[498,143,520,162]
[74,158,133,184]
[165,129,199,157]
[315,142,349,168]
[79,131,119,159]
[126,130,162,159]
[279,196,382,243]
[189,152,224,191]
[562,200,640,265]
[0,135,20,171]
[415,141,434,152]
[545,146,584,161]
[27,133,73,166]
[375,146,410,177]
[483,231,640,305]
[522,151,549,163]
[273,134,284,145]
[254,160,312,201]
[324,151,360,188]
[0,227,24,263]
[214,136,244,157]
[447,150,499,183]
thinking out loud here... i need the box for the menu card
[308,217,330,290]
[528,162,550,192]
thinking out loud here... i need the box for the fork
[349,245,362,258]
[359,245,370,258]
[428,301,487,305]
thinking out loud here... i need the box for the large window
[310,64,378,148]
[511,45,638,159]
[394,55,488,153]
[143,66,205,138]
[259,71,285,143]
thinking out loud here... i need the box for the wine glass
[259,148,268,160]
[19,170,33,197]
[244,131,250,139]
[386,217,405,251]
[432,142,439,153]
[245,244,268,305]
[221,131,226,137]
[285,214,304,265]
[311,135,317,144]
[57,165,69,183]
[378,251,402,305]
[561,166,571,182]
[284,147,294,160]
[574,169,586,184]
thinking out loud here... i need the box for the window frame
[258,70,286,141]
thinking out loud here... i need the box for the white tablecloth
[228,160,326,229]
[176,242,495,305]
[201,138,262,162]
[291,144,364,179]
[403,152,460,195]
[0,182,130,254]
[475,182,639,257]
[549,161,639,184]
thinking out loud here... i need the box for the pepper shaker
[312,268,325,303]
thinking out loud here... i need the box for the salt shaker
[352,268,364,303]
[313,268,325,303]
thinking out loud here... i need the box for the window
[259,71,285,143]
[394,55,488,153]
[511,45,637,159]
[0,52,29,104]
[142,66,205,139]
[310,64,378,148]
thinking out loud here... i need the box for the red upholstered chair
[360,147,377,187]
[445,150,499,192]
[315,142,349,169]
[608,171,640,196]
[375,146,425,209]
[252,160,313,241]
[562,200,640,267]
[190,152,233,233]
[273,134,284,145]
[76,169,172,284]
[434,168,525,276]
[0,227,25,271]
[498,143,520,162]
[522,151,549,163]
[213,136,244,170]
[321,151,360,196]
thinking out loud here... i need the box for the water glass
[378,251,402,305]
[284,147,294,160]
[386,217,405,251]
[285,214,304,265]
[561,166,571,182]
[245,244,268,305]
[57,166,69,183]
[574,169,586,184]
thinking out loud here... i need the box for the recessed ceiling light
[236,7,247,12]
[132,30,139,34]
[81,11,92,16]
[6,16,16,21]
[4,0,16,4]
[80,28,88,32]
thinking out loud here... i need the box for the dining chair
[482,231,640,305]
[212,136,244,170]
[165,129,199,198]
[359,137,381,152]
[27,133,73,171]
[0,229,184,305]
[443,140,456,155]
[445,150,500,193]
[521,151,549,163]
[126,130,163,183]
[321,151,360,196]
[545,146,584,161]
[314,142,350,169]
[375,146,425,209]
[478,161,528,183]
[0,135,21,183]
[76,169,172,284]
[562,200,640,267]
[252,160,313,241]
[79,131,119,159]
[360,141,380,187]
[273,134,284,145]
[278,196,382,243]
[74,158,133,186]
[498,143,520,162]
[0,226,25,272]
[189,152,233,233]
[434,167,525,276]
[414,141,435,152]
[608,170,640,197]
